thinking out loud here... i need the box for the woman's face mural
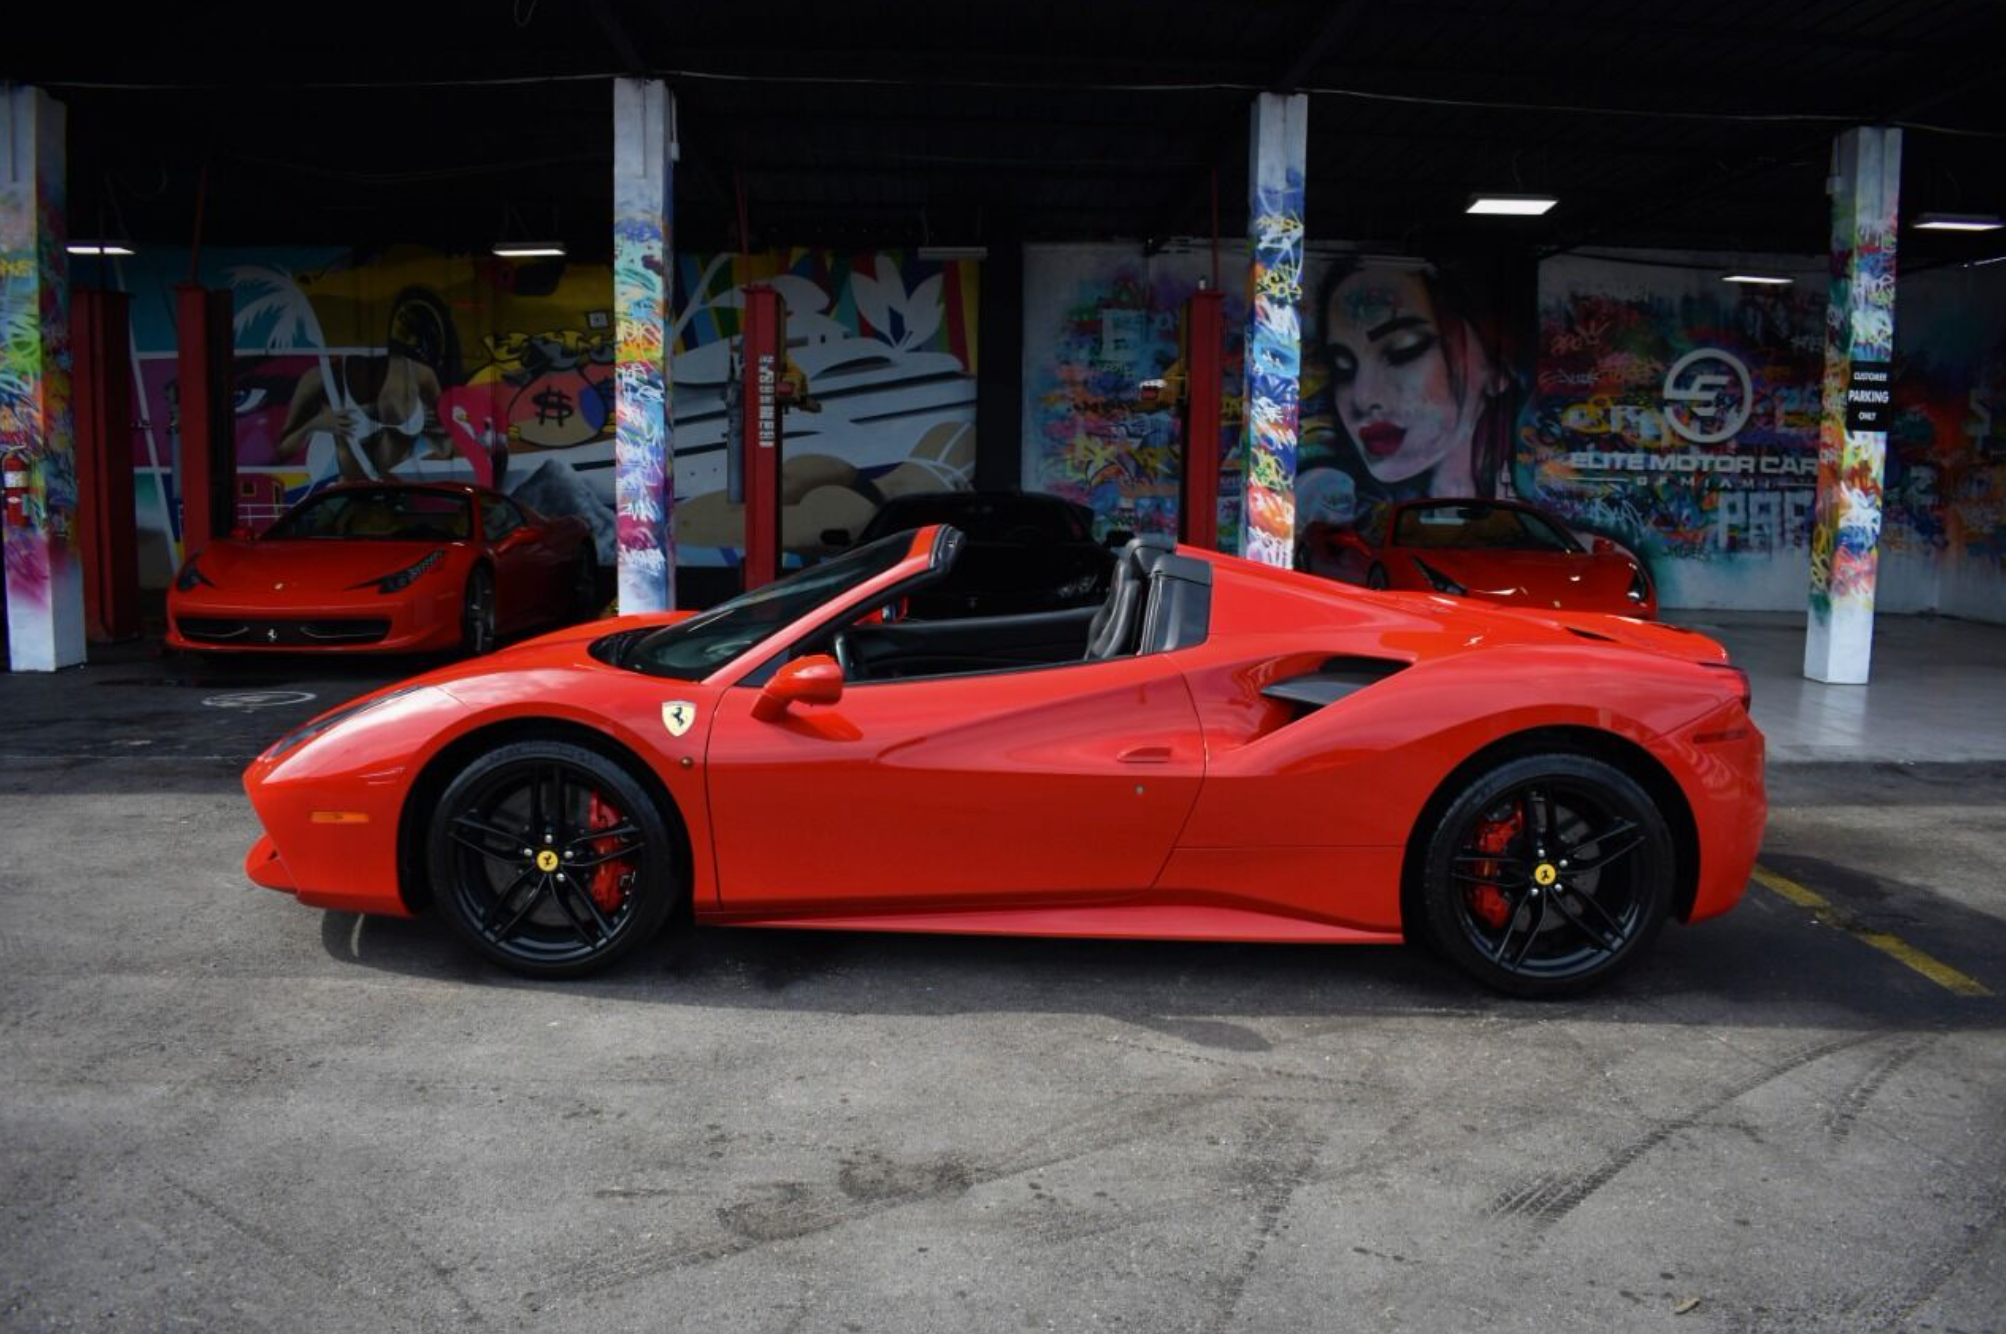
[1322,266,1498,495]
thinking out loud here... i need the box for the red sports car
[168,481,599,655]
[1300,498,1658,619]
[241,528,1762,996]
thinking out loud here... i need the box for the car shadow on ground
[317,877,2006,1038]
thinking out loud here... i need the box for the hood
[195,539,460,593]
[1411,549,1640,611]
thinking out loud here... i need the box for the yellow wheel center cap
[535,849,561,873]
[1534,862,1559,887]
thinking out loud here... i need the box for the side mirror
[1103,528,1135,550]
[1591,536,1618,555]
[820,527,852,548]
[752,653,844,722]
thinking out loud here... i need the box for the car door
[703,653,1206,913]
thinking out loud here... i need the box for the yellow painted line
[1751,864,1992,997]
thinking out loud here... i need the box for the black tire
[461,566,496,656]
[1421,753,1673,998]
[427,740,681,978]
[571,549,602,621]
[1366,563,1390,590]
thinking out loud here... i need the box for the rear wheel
[460,566,496,656]
[1421,754,1673,997]
[427,740,680,978]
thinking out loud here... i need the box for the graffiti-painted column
[1805,127,1901,684]
[1236,93,1308,568]
[612,77,677,612]
[1,86,83,671]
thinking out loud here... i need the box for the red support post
[1180,289,1225,550]
[739,284,785,590]
[73,289,139,642]
[174,285,236,555]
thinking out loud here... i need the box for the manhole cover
[201,690,318,711]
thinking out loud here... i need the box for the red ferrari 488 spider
[169,482,599,655]
[1300,498,1657,619]
[242,528,1762,995]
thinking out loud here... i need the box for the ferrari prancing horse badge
[662,701,697,737]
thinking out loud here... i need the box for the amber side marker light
[310,811,372,825]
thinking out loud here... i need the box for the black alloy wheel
[427,740,679,978]
[461,566,496,656]
[1421,754,1673,997]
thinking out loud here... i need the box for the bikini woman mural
[1294,255,1526,541]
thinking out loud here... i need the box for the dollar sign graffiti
[532,388,575,426]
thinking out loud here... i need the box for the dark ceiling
[8,0,2006,268]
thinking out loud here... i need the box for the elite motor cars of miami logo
[1661,347,1754,444]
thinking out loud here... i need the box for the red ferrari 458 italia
[242,528,1762,995]
[169,482,599,655]
[1300,498,1658,619]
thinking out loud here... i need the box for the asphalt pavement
[2,646,2002,1333]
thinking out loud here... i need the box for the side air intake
[1260,656,1409,716]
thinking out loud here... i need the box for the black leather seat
[1084,536,1174,660]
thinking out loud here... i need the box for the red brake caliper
[585,793,634,913]
[1467,806,1523,930]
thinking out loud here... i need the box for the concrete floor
[3,638,2004,1333]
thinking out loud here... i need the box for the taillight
[1703,661,1751,710]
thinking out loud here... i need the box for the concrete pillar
[1236,92,1309,568]
[1805,126,1902,684]
[612,77,677,612]
[1,86,83,671]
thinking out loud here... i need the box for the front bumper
[169,584,462,653]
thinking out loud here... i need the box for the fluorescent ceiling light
[492,242,566,258]
[1723,273,1794,285]
[917,244,987,260]
[1466,193,1558,216]
[66,242,135,256]
[1915,212,2003,232]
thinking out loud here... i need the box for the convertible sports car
[168,481,599,655]
[1299,498,1658,619]
[242,528,1763,996]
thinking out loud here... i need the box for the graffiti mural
[1238,93,1309,568]
[111,244,977,592]
[0,86,81,670]
[1022,243,1247,545]
[1517,253,1826,609]
[1808,127,1902,665]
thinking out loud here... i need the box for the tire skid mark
[1487,1030,1880,1228]
[548,1088,1243,1299]
[1101,1033,1363,1089]
[1826,1031,1941,1142]
[1208,1112,1324,1334]
[158,1171,345,1286]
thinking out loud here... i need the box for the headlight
[1412,558,1466,596]
[355,550,445,594]
[262,685,427,760]
[175,558,213,592]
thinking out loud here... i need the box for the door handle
[1118,745,1173,764]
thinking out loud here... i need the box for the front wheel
[427,740,681,978]
[1420,754,1673,997]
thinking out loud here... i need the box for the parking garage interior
[4,4,2006,1330]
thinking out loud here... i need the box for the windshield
[625,530,921,680]
[1394,503,1579,553]
[266,488,472,542]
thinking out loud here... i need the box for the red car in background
[1300,498,1657,619]
[168,481,600,656]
